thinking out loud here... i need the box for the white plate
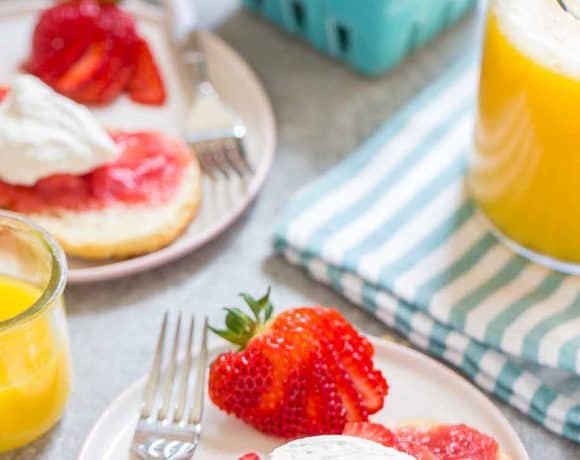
[0,0,276,284]
[79,336,529,460]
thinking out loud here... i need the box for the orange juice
[0,275,71,452]
[469,0,580,265]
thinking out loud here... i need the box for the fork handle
[160,0,210,97]
[183,50,210,86]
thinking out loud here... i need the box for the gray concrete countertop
[2,1,578,459]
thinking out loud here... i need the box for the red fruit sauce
[238,454,261,460]
[0,132,192,213]
[395,424,500,460]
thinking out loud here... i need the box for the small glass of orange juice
[0,211,71,452]
[469,0,580,272]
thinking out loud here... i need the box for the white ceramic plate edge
[78,336,529,460]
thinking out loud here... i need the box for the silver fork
[162,0,253,179]
[184,53,253,180]
[131,314,209,460]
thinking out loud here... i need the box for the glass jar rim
[0,210,67,331]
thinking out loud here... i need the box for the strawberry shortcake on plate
[0,75,200,259]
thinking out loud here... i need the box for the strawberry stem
[210,288,274,349]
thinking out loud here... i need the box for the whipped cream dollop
[0,75,119,185]
[269,435,416,460]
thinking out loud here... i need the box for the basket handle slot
[291,1,306,30]
[335,23,351,54]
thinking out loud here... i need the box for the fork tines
[188,128,253,180]
[132,314,208,459]
[141,313,208,424]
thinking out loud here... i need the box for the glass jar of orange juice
[469,0,580,272]
[0,211,71,452]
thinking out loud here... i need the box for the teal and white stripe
[275,57,580,442]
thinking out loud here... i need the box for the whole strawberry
[209,289,388,438]
[24,0,165,106]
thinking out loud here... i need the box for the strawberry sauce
[0,132,191,213]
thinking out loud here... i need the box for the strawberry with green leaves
[208,289,388,438]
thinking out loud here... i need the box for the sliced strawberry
[344,421,399,447]
[346,422,501,460]
[343,358,388,413]
[396,424,500,460]
[127,38,166,105]
[286,307,368,424]
[54,41,108,100]
[393,427,443,460]
[324,309,388,414]
[76,3,139,104]
[332,359,369,422]
[98,64,134,105]
[22,39,88,83]
[303,350,346,435]
[74,38,125,104]
[0,87,8,102]
[24,1,101,82]
[344,422,435,460]
[313,309,387,417]
[24,0,160,106]
[87,37,138,105]
[24,39,91,84]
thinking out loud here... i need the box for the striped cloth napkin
[274,57,580,443]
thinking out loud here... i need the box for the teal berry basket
[243,0,478,76]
